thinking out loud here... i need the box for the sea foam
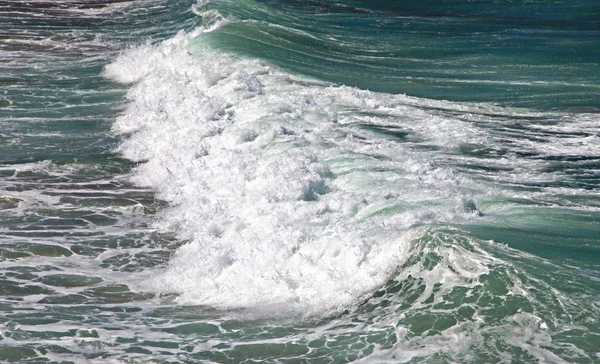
[105,25,500,316]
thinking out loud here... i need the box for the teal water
[1,0,599,362]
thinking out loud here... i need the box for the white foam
[103,26,503,315]
[106,25,597,316]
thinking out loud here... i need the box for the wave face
[2,0,600,362]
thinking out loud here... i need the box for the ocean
[1,0,599,362]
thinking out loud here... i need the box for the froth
[106,27,487,315]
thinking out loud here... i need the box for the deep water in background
[198,0,600,109]
[1,0,600,362]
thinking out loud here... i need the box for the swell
[195,0,600,110]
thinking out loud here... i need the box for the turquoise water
[1,0,599,362]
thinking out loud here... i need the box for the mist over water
[1,0,599,362]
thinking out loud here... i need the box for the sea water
[1,0,599,362]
